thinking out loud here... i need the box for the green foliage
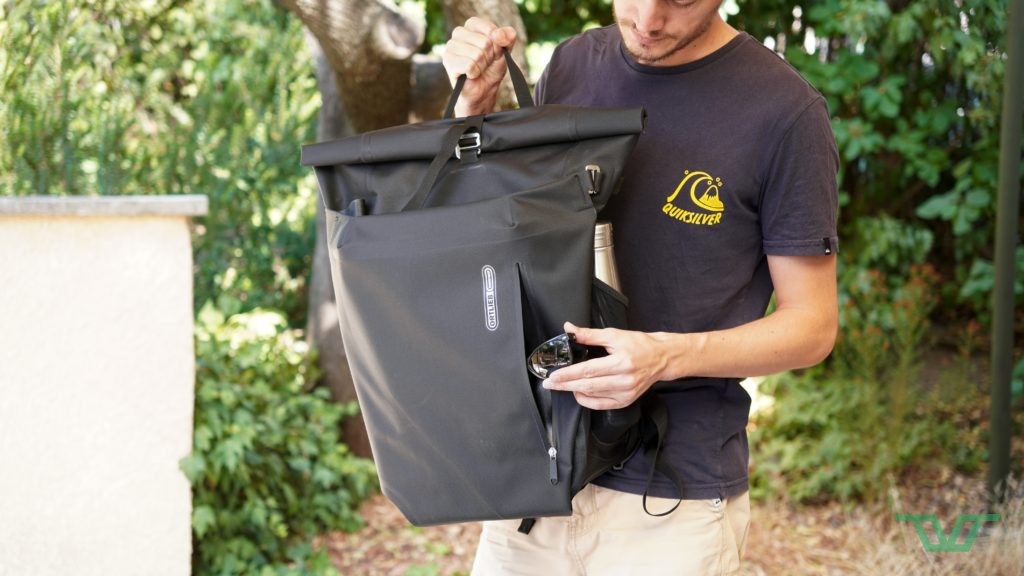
[734,0,1021,324]
[419,0,612,48]
[751,265,987,503]
[514,0,613,42]
[0,0,321,326]
[183,302,378,575]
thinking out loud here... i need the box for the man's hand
[543,254,838,412]
[542,322,670,410]
[441,17,517,117]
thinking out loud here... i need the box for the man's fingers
[451,25,493,52]
[443,41,488,80]
[464,16,499,35]
[491,26,518,48]
[445,24,512,83]
[463,18,516,59]
[545,355,621,385]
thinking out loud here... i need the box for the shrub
[750,264,987,503]
[180,302,377,575]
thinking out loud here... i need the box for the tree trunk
[280,0,423,133]
[302,30,374,458]
[285,0,423,458]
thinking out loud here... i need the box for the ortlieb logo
[481,265,499,331]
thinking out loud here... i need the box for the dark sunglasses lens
[527,334,575,379]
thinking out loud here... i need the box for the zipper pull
[585,164,602,196]
[548,446,559,485]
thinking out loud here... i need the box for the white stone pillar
[0,195,208,576]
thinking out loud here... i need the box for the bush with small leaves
[180,302,377,575]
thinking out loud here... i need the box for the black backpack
[300,51,681,528]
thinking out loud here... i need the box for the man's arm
[543,253,839,410]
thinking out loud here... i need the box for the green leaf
[194,425,214,452]
[197,300,225,331]
[179,454,206,483]
[192,505,216,538]
[916,193,957,220]
[965,188,990,208]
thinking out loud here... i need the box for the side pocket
[591,276,629,330]
[516,263,559,479]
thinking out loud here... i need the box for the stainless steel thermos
[594,221,621,292]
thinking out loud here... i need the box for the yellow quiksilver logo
[662,170,725,226]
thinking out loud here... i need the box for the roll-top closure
[300,105,646,167]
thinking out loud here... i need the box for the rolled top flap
[300,105,646,167]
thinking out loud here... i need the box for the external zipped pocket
[517,263,560,486]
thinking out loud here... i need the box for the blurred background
[1,0,1021,574]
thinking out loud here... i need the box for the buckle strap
[402,115,484,211]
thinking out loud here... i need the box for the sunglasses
[526,333,596,379]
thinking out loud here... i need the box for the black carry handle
[443,48,534,119]
[406,49,531,211]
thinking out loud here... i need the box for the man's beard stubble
[615,5,718,65]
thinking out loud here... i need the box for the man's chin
[623,42,674,65]
[619,28,680,64]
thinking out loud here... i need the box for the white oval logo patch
[481,265,499,332]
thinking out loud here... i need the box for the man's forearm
[655,305,837,382]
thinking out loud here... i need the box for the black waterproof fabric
[300,55,645,526]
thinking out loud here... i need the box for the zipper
[534,377,559,485]
[547,391,558,485]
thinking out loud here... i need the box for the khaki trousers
[471,485,750,576]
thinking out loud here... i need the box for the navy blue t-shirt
[535,27,839,500]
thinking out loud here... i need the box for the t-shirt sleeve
[760,97,840,256]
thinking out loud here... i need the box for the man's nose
[633,0,666,36]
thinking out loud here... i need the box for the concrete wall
[0,196,207,576]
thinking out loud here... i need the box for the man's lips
[630,29,668,47]
[637,34,658,44]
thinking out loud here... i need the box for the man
[442,1,839,574]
